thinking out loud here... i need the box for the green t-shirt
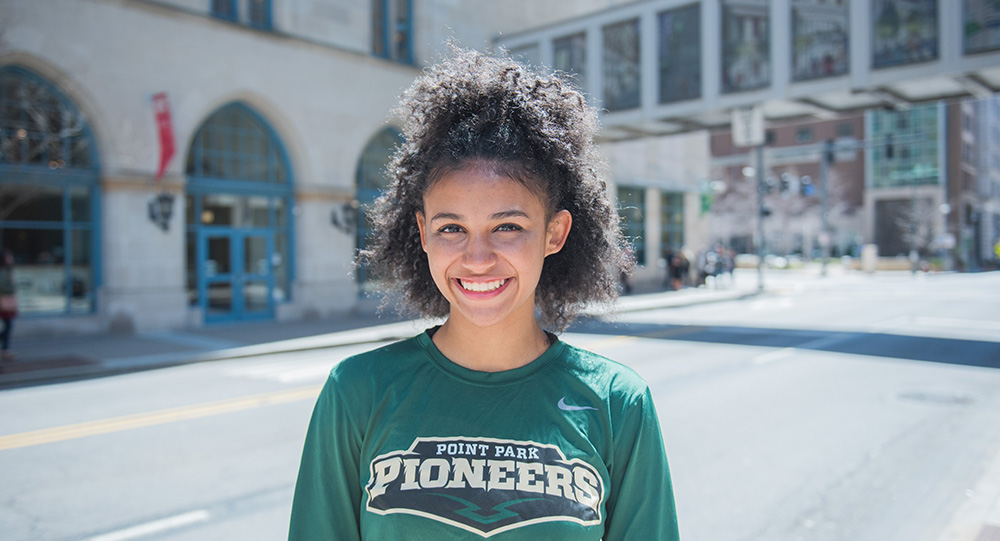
[289,329,679,540]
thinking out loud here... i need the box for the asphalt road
[1,270,998,540]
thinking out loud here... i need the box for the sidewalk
[0,283,758,388]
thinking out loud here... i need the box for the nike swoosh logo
[558,397,598,411]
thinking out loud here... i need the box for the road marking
[0,385,322,452]
[86,510,211,541]
[752,347,796,365]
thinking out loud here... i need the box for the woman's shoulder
[556,341,651,399]
[329,331,430,383]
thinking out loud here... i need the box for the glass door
[201,229,274,323]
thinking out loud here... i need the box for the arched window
[185,103,293,323]
[355,127,403,288]
[0,66,100,315]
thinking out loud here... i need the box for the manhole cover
[896,390,978,406]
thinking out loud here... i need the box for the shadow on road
[569,319,1000,369]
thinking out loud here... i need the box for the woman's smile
[456,277,509,294]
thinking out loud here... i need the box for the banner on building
[152,92,175,182]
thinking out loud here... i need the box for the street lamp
[332,200,360,235]
[148,192,174,232]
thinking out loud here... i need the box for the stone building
[0,0,630,335]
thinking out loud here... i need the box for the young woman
[289,49,680,540]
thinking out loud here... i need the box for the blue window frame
[212,0,271,30]
[249,0,272,30]
[355,127,403,290]
[185,103,293,322]
[211,0,237,22]
[0,66,101,316]
[373,0,414,64]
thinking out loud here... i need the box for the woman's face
[416,165,571,330]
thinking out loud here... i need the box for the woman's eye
[438,224,464,234]
[495,223,523,232]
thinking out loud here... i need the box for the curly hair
[360,48,632,332]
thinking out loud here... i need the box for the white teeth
[460,279,506,292]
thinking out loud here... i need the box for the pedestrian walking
[289,48,679,540]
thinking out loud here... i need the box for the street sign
[732,105,764,147]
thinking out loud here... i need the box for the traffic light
[800,175,814,196]
[885,133,894,159]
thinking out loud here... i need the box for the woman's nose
[462,233,497,270]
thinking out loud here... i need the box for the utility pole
[732,104,767,293]
[820,139,833,276]
[756,144,766,291]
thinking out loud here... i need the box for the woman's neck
[431,314,552,373]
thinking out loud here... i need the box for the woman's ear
[416,211,428,252]
[545,210,572,257]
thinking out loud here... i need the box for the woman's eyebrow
[490,210,529,220]
[430,210,529,222]
[429,212,462,222]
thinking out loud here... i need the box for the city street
[1,270,999,540]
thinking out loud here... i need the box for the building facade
[865,97,1000,269]
[709,114,866,260]
[0,0,629,335]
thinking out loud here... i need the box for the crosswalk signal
[800,175,814,196]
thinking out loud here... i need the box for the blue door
[200,229,274,323]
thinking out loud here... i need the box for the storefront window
[618,187,646,266]
[0,67,99,316]
[660,192,685,252]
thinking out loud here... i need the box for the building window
[211,0,237,21]
[836,122,854,138]
[0,67,100,316]
[796,126,813,143]
[249,0,272,30]
[355,127,404,290]
[658,3,702,104]
[373,0,413,64]
[869,104,939,189]
[617,187,646,265]
[791,0,849,81]
[872,0,938,68]
[603,19,641,112]
[660,192,685,254]
[185,103,293,322]
[508,44,541,68]
[554,33,587,91]
[211,0,271,30]
[722,0,771,93]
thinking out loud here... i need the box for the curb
[0,288,759,387]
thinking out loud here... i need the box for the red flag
[152,92,175,182]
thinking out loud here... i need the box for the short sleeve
[288,366,367,541]
[603,387,680,540]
